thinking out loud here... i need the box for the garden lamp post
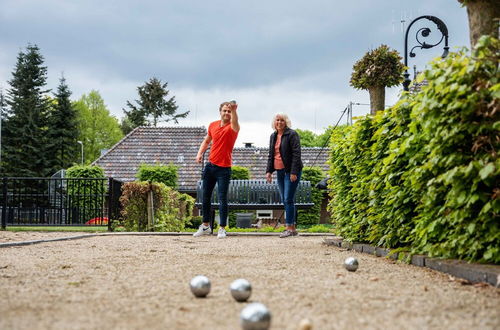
[403,15,450,91]
[77,140,84,165]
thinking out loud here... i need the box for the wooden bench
[195,179,314,231]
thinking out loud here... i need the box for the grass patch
[4,226,108,232]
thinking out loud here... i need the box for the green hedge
[328,36,499,263]
[65,165,107,221]
[228,165,251,228]
[136,163,178,188]
[297,166,325,226]
[118,181,194,232]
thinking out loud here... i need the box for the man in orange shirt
[194,101,240,238]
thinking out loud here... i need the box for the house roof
[94,126,330,192]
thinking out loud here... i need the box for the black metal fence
[1,177,123,229]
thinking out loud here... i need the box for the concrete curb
[323,237,500,287]
[0,231,337,248]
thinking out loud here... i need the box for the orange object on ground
[85,217,109,225]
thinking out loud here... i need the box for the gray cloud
[0,0,470,146]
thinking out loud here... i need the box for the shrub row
[327,36,499,263]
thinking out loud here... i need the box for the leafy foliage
[65,165,107,219]
[296,128,335,147]
[231,165,250,180]
[73,90,123,164]
[119,181,194,232]
[328,36,499,263]
[228,165,251,228]
[350,44,405,90]
[66,165,105,179]
[136,163,178,188]
[297,166,325,226]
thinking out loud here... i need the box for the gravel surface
[0,233,499,330]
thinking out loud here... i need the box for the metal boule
[344,257,359,272]
[230,278,252,302]
[298,318,313,330]
[240,302,271,330]
[189,275,211,298]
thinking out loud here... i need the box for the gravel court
[0,234,499,330]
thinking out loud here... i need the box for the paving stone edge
[323,237,500,287]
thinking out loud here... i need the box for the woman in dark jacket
[266,113,303,238]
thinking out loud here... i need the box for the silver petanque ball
[230,278,252,302]
[344,257,359,272]
[240,302,271,330]
[190,275,211,298]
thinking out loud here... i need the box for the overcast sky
[0,0,469,147]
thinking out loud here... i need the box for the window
[256,210,273,219]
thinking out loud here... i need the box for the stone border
[0,231,336,248]
[323,237,500,287]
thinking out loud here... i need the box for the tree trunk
[459,0,500,47]
[368,86,385,115]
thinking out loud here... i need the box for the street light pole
[403,15,450,91]
[77,140,84,165]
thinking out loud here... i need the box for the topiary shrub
[350,45,405,114]
[136,163,178,188]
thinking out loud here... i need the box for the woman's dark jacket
[266,127,303,175]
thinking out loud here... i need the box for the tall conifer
[46,76,79,173]
[2,44,51,177]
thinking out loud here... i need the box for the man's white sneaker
[217,227,227,239]
[193,224,211,237]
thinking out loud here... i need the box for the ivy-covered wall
[328,36,499,263]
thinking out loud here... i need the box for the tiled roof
[232,147,330,180]
[94,126,330,192]
[93,126,207,192]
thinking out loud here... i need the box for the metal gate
[1,177,123,229]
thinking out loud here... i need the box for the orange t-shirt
[208,120,238,167]
[274,134,285,170]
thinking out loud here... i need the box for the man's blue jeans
[276,169,302,226]
[202,162,231,227]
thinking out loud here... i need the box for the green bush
[66,165,105,178]
[229,165,251,228]
[297,166,325,226]
[231,165,250,179]
[65,165,107,222]
[328,36,500,263]
[119,181,194,232]
[136,163,178,188]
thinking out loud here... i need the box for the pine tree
[0,88,6,166]
[123,77,189,131]
[46,76,79,173]
[2,44,51,177]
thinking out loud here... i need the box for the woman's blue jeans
[202,162,231,227]
[276,169,302,226]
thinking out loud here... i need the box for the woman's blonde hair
[271,113,292,130]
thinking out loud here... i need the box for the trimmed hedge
[136,163,178,188]
[328,36,499,263]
